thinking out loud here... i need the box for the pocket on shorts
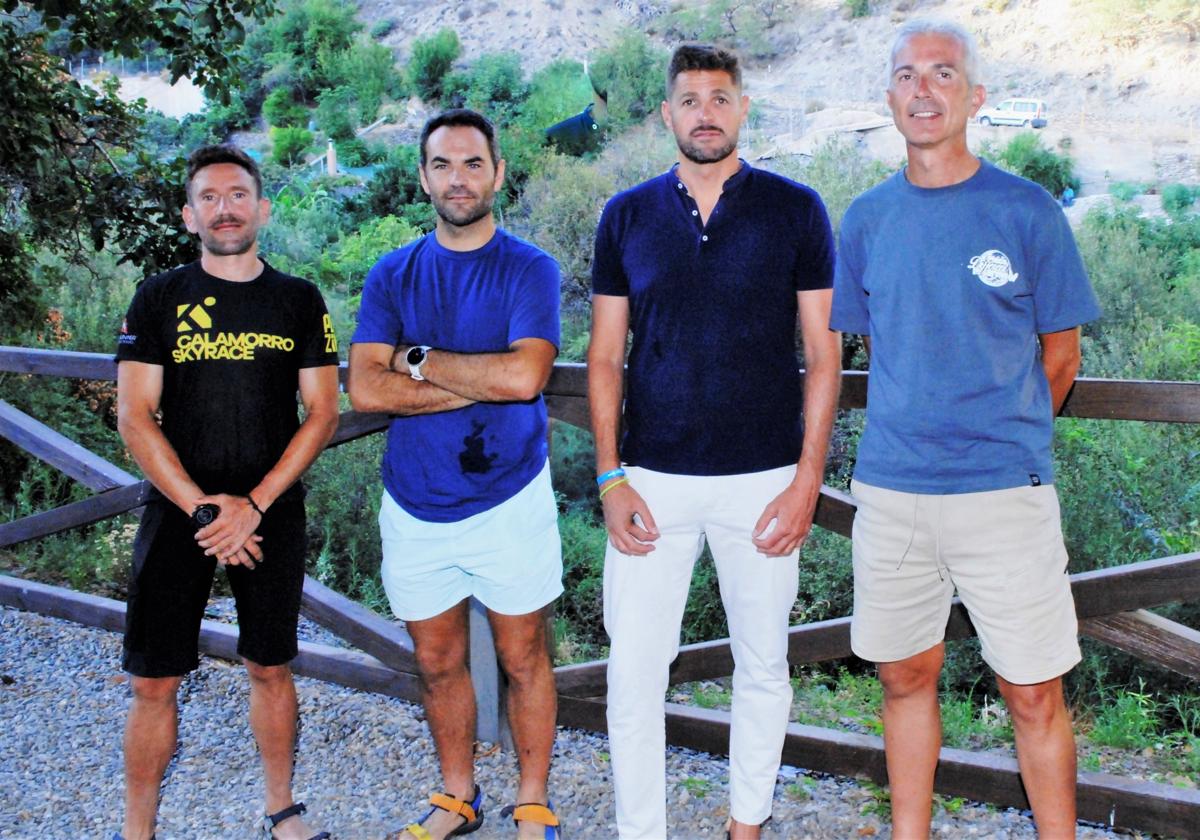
[1001,486,1070,594]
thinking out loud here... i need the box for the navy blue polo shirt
[592,161,834,475]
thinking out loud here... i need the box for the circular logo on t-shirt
[968,249,1020,287]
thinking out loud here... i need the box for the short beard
[676,135,738,166]
[199,231,257,256]
[431,193,495,228]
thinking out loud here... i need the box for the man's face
[886,32,985,151]
[419,125,505,229]
[182,163,269,257]
[662,70,749,165]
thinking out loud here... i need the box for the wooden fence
[1,346,1199,835]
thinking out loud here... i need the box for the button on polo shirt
[592,161,835,476]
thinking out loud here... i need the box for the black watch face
[406,346,426,366]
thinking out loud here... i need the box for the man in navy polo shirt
[349,109,563,840]
[832,19,1100,837]
[588,44,841,840]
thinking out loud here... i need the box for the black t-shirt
[115,261,339,498]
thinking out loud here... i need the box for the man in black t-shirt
[113,145,339,840]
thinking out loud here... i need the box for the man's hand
[752,469,821,557]
[194,494,264,569]
[601,482,660,556]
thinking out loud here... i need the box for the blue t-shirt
[830,161,1101,494]
[352,229,561,522]
[592,162,835,475]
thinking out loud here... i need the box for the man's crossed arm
[346,338,557,416]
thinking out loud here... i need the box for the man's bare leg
[878,643,945,838]
[396,599,477,840]
[122,675,183,840]
[246,660,321,840]
[997,675,1077,838]
[490,607,556,840]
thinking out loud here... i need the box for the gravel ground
[0,604,1135,840]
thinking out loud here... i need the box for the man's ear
[181,202,198,234]
[970,84,986,117]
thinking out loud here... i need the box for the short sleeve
[298,283,340,368]
[793,191,835,292]
[351,256,403,346]
[115,280,167,364]
[830,207,871,335]
[591,199,629,297]
[509,253,562,348]
[1029,203,1101,333]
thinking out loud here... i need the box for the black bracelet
[247,494,265,517]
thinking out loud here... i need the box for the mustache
[210,215,243,227]
[690,125,725,136]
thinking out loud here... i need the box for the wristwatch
[405,345,433,380]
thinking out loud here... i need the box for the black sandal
[263,801,331,839]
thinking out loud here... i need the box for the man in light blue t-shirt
[831,19,1100,838]
[349,110,563,840]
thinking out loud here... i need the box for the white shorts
[850,479,1081,685]
[379,461,563,622]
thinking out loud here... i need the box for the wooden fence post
[469,596,512,750]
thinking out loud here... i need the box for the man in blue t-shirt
[349,110,563,840]
[589,45,842,840]
[831,20,1101,838]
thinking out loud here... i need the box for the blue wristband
[596,467,626,487]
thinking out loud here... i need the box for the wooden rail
[2,346,1199,836]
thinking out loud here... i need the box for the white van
[977,98,1048,128]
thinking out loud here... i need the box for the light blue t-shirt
[831,161,1101,494]
[352,229,561,522]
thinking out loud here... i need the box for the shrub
[270,126,314,166]
[443,51,527,116]
[316,85,356,141]
[334,137,369,167]
[845,0,871,17]
[521,59,601,131]
[1162,183,1199,218]
[260,181,349,271]
[370,18,395,39]
[351,143,432,229]
[771,136,893,232]
[1108,181,1145,203]
[262,86,308,128]
[323,38,403,122]
[408,27,460,102]
[588,31,670,130]
[515,154,616,307]
[992,132,1078,196]
[318,215,423,294]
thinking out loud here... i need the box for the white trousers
[604,466,800,839]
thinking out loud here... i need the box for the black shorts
[122,496,307,677]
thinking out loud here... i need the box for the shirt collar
[667,158,752,195]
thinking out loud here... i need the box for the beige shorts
[849,479,1081,684]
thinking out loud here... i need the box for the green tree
[315,85,355,140]
[443,51,526,116]
[407,26,459,102]
[588,31,670,130]
[0,0,276,328]
[262,85,307,127]
[243,0,361,99]
[271,125,313,166]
